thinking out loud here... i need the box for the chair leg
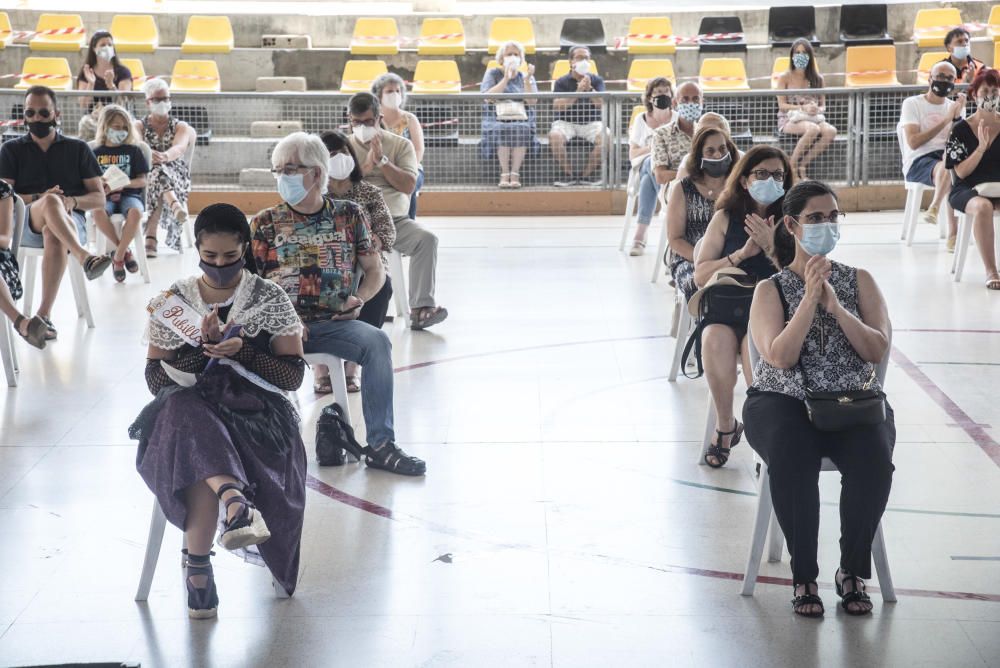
[901,187,917,243]
[741,463,774,596]
[696,392,717,465]
[649,214,670,284]
[766,511,784,562]
[904,188,922,247]
[872,521,896,603]
[668,303,691,382]
[132,219,151,284]
[388,251,409,326]
[619,171,638,252]
[0,317,17,387]
[67,260,95,328]
[21,254,37,317]
[135,499,168,602]
[953,213,973,282]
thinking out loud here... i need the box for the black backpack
[315,403,364,466]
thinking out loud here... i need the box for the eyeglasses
[349,118,377,128]
[795,211,846,225]
[270,164,311,176]
[750,169,785,181]
[23,108,52,119]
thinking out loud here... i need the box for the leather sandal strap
[215,482,244,499]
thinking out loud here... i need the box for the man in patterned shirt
[651,81,705,187]
[251,132,426,476]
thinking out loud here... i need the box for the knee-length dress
[143,115,192,251]
[669,177,715,301]
[479,68,539,160]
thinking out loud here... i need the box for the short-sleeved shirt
[0,132,101,212]
[92,143,149,199]
[939,55,985,83]
[348,130,418,219]
[651,120,693,171]
[250,197,376,321]
[76,63,132,108]
[897,94,965,175]
[629,111,657,149]
[945,118,1000,188]
[553,73,606,124]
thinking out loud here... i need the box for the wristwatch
[378,155,389,166]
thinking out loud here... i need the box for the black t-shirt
[76,63,133,107]
[0,132,102,211]
[945,118,1000,188]
[92,143,150,199]
[553,72,606,124]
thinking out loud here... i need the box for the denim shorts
[20,206,86,249]
[905,150,943,187]
[105,194,145,216]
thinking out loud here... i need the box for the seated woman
[665,126,739,301]
[91,104,148,282]
[776,39,837,181]
[627,76,675,255]
[76,30,132,140]
[693,145,793,467]
[0,181,47,348]
[945,67,1000,289]
[480,40,539,189]
[371,73,425,219]
[130,203,306,618]
[746,180,894,618]
[319,129,396,393]
[134,77,195,257]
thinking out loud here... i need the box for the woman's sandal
[123,249,139,274]
[791,582,825,618]
[411,306,449,331]
[38,316,57,341]
[13,315,47,350]
[82,254,112,280]
[313,375,333,394]
[170,201,189,223]
[346,374,361,393]
[704,419,744,468]
[499,173,512,189]
[145,236,158,258]
[216,482,271,550]
[629,239,647,256]
[986,275,1000,291]
[835,570,873,616]
[111,257,126,283]
[510,172,522,188]
[182,549,219,619]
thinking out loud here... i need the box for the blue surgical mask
[748,177,784,205]
[107,129,128,145]
[952,45,970,61]
[677,102,702,123]
[276,173,309,206]
[792,53,810,70]
[799,222,840,256]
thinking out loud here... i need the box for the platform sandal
[704,419,744,468]
[216,482,271,550]
[182,549,219,619]
[791,582,825,618]
[835,569,873,616]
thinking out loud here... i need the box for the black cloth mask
[27,121,55,138]
[652,94,672,110]
[930,80,955,98]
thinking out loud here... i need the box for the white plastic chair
[177,139,198,252]
[667,288,692,382]
[1,196,25,387]
[618,156,644,251]
[387,249,409,327]
[951,210,1000,282]
[740,323,896,602]
[302,352,353,425]
[650,183,670,283]
[900,181,933,246]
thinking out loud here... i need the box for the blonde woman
[371,73,425,218]
[92,104,149,282]
[480,39,538,188]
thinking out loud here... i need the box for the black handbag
[680,271,756,379]
[315,403,363,466]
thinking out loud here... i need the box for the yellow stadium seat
[551,59,599,80]
[916,51,949,85]
[339,60,388,93]
[181,16,234,54]
[15,57,73,90]
[995,40,1000,68]
[771,56,790,88]
[0,13,12,49]
[351,18,399,56]
[913,8,962,49]
[990,6,1000,42]
[699,58,750,91]
[29,14,85,52]
[626,59,675,92]
[845,45,899,87]
[118,57,146,82]
[411,60,461,94]
[629,104,645,129]
[627,17,675,55]
[488,17,536,55]
[417,18,465,56]
[111,15,158,53]
[170,60,221,93]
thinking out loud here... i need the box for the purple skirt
[132,367,306,595]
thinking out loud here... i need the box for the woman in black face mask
[131,203,308,618]
[626,76,675,255]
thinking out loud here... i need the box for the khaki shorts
[551,120,605,143]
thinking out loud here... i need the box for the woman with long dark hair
[775,39,836,180]
[75,30,132,139]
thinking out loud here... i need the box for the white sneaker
[629,240,646,256]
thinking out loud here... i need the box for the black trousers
[743,390,895,584]
[358,275,392,330]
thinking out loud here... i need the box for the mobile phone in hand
[335,302,362,316]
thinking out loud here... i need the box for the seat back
[839,5,891,44]
[698,16,746,52]
[0,13,12,48]
[699,57,750,91]
[771,57,790,88]
[627,17,675,55]
[118,57,146,81]
[626,59,675,92]
[916,51,949,85]
[417,18,465,56]
[488,17,536,55]
[339,60,388,93]
[996,40,1000,69]
[170,60,221,93]
[30,13,85,51]
[913,8,962,48]
[550,58,599,80]
[110,14,158,53]
[768,6,818,46]
[15,56,73,90]
[411,60,461,94]
[559,18,606,53]
[350,17,399,55]
[845,45,899,87]
[181,15,234,53]
[989,6,1000,41]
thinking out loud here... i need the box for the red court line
[894,328,1000,334]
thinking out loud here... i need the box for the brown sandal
[410,306,449,331]
[14,315,47,350]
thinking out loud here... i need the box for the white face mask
[97,45,115,61]
[381,91,402,110]
[503,54,521,69]
[573,59,591,76]
[327,152,355,180]
[149,100,171,116]
[352,124,377,144]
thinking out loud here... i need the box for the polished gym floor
[0,210,998,667]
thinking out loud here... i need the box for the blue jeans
[303,319,395,448]
[636,155,658,226]
[408,167,424,220]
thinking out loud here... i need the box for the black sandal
[14,314,47,350]
[38,315,57,341]
[704,419,744,468]
[216,482,271,550]
[835,570,873,616]
[791,582,825,618]
[364,441,426,476]
[182,549,218,619]
[123,249,139,273]
[145,235,158,258]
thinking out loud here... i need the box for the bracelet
[726,254,735,266]
[70,196,77,210]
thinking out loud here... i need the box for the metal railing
[0,84,958,191]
